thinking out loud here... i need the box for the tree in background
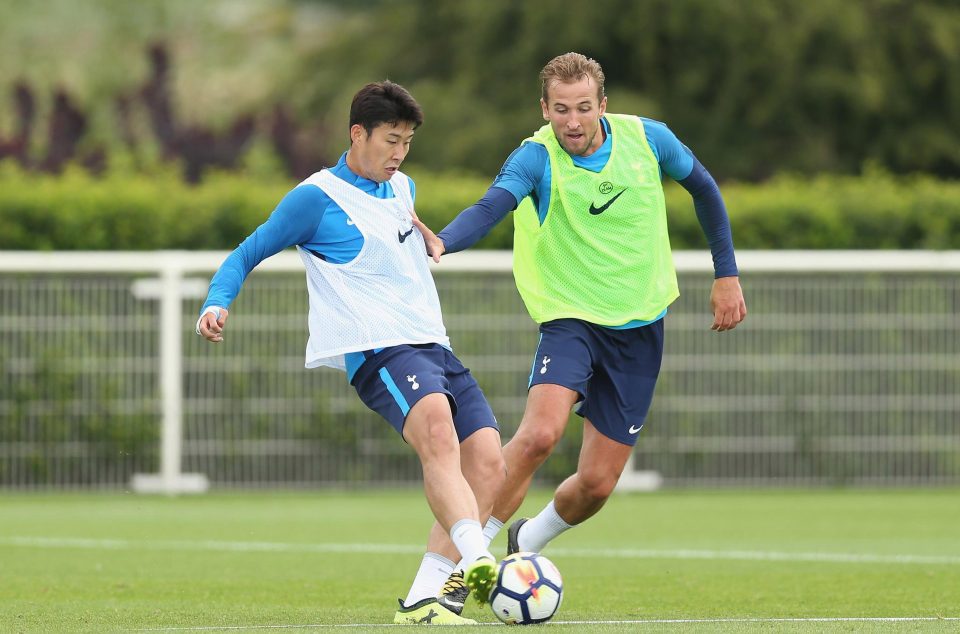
[0,0,957,182]
[295,0,960,181]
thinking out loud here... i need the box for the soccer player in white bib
[196,81,501,624]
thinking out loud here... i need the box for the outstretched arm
[427,143,541,259]
[436,186,517,254]
[197,184,327,342]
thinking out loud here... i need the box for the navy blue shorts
[351,343,499,442]
[528,318,664,446]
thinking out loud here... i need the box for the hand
[196,307,229,343]
[710,276,746,332]
[410,209,446,263]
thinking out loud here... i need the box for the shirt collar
[334,151,385,194]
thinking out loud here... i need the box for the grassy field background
[2,488,959,633]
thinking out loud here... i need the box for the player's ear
[349,124,365,145]
[540,99,549,121]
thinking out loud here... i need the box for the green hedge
[2,162,959,251]
[665,170,960,250]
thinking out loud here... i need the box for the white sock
[483,516,504,544]
[403,552,454,606]
[454,517,504,573]
[519,500,573,553]
[450,518,494,567]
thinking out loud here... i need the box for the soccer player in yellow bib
[418,52,747,612]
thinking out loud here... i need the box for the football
[489,552,564,625]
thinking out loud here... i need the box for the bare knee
[406,399,459,462]
[422,417,458,458]
[511,385,578,465]
[577,467,619,503]
[515,422,565,464]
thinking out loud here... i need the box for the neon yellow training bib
[513,113,679,325]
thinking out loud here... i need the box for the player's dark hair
[349,81,423,139]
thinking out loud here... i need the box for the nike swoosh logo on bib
[398,227,414,243]
[589,190,626,215]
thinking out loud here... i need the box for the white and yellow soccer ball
[489,552,563,625]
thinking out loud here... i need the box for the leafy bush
[665,170,960,250]
[2,161,959,251]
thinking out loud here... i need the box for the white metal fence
[1,250,959,490]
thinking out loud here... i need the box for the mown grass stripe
[4,536,959,565]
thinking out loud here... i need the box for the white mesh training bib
[297,169,449,370]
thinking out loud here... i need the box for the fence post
[130,254,210,494]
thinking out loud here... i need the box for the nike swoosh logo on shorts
[588,189,626,215]
[629,424,643,434]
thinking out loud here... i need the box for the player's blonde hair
[540,52,605,102]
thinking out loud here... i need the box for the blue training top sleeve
[644,118,738,278]
[678,159,739,278]
[490,143,547,206]
[437,143,544,253]
[202,184,330,311]
[437,187,517,254]
[641,117,694,181]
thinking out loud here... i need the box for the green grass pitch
[2,488,959,633]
